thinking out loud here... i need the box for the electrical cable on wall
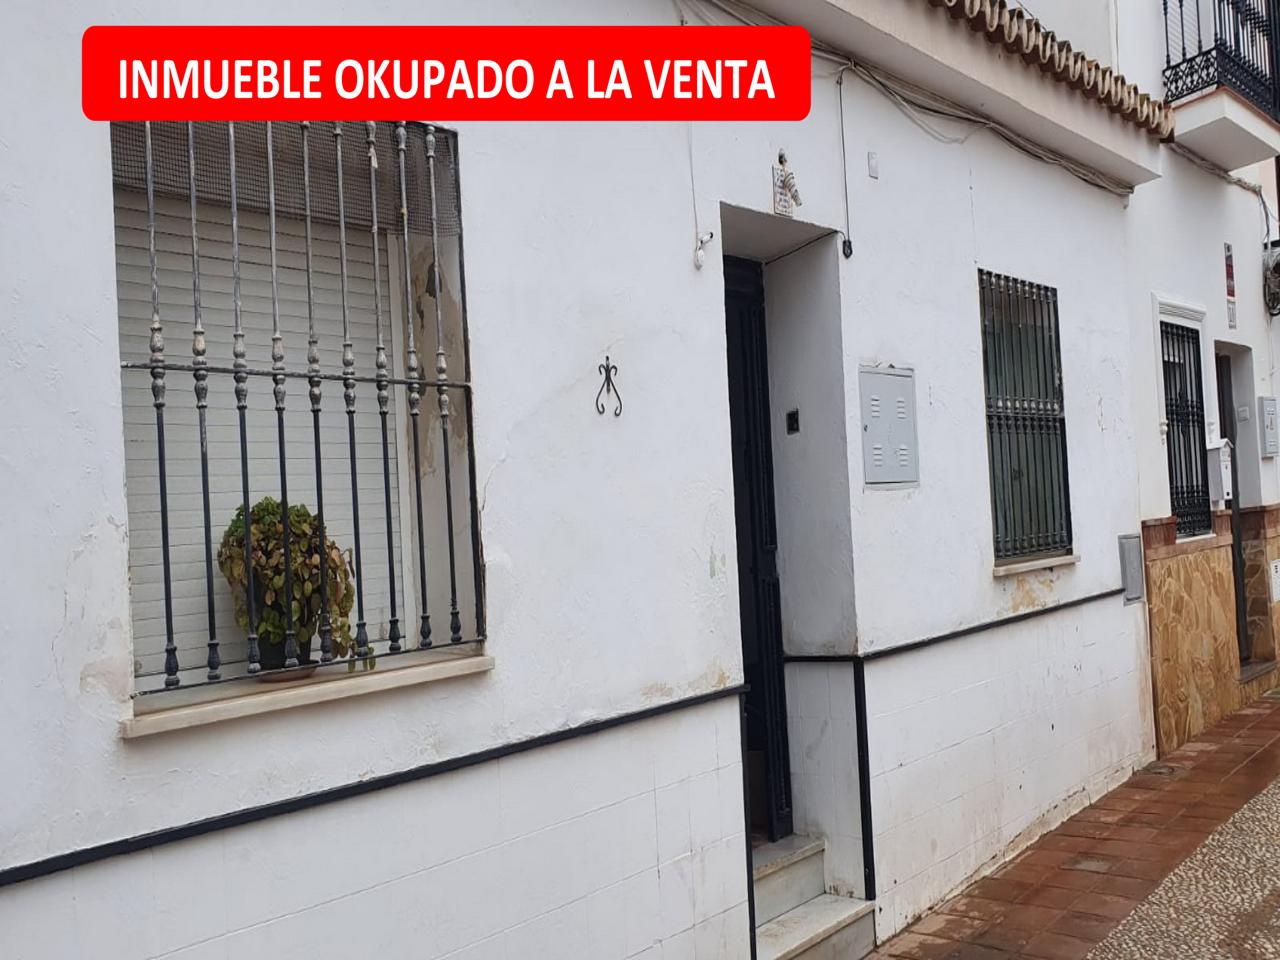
[687,119,715,268]
[836,67,854,258]
[1163,142,1280,318]
[679,0,1277,274]
[681,0,1136,199]
[675,2,716,269]
[1167,142,1276,246]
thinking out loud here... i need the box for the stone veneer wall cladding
[1239,507,1279,666]
[1143,513,1280,754]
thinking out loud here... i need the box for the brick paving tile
[1172,814,1228,832]
[1113,810,1176,828]
[1106,858,1169,881]
[996,904,1064,929]
[1016,885,1082,910]
[938,896,1011,921]
[911,914,989,941]
[1070,806,1126,824]
[1087,875,1157,899]
[1059,854,1120,874]
[1091,838,1162,861]
[1022,932,1094,959]
[1099,824,1157,842]
[968,877,1034,902]
[1038,868,1101,891]
[941,945,1015,960]
[1101,788,1149,803]
[1047,910,1119,941]
[874,692,1280,960]
[994,862,1051,885]
[1124,798,1185,816]
[1067,891,1138,920]
[1090,796,1141,812]
[882,932,956,958]
[1054,820,1111,840]
[1036,835,1099,854]
[1019,849,1075,869]
[1149,828,1208,850]
[971,923,1038,953]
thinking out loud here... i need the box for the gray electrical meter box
[859,367,919,485]
[1118,534,1145,603]
[1260,396,1279,458]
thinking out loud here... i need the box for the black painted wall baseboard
[0,684,747,889]
[5,587,1128,894]
[783,586,1124,665]
[782,585,1126,902]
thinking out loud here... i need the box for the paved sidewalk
[1090,772,1280,958]
[872,691,1280,960]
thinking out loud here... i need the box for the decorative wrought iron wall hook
[596,355,622,417]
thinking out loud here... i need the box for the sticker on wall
[1226,241,1237,329]
[1271,558,1280,604]
[772,150,801,218]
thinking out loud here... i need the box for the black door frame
[1215,352,1251,664]
[724,255,794,842]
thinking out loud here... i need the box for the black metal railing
[1161,321,1213,537]
[978,270,1073,563]
[114,120,484,695]
[1164,0,1280,119]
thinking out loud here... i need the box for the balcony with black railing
[1163,0,1280,168]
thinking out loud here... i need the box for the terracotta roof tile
[924,0,1175,138]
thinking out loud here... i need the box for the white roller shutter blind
[115,187,404,689]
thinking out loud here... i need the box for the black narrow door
[724,256,793,842]
[1216,354,1251,663]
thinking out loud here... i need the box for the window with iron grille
[112,121,484,700]
[1160,321,1212,537]
[978,270,1073,562]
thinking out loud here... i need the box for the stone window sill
[993,553,1080,578]
[122,649,494,739]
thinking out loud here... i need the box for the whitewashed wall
[1123,150,1280,518]
[864,600,1154,935]
[4,4,758,955]
[841,109,1138,653]
[1119,0,1280,521]
[785,662,866,898]
[5,0,757,867]
[1028,0,1117,68]
[763,237,857,656]
[0,697,749,960]
[3,0,1175,952]
[789,35,1154,929]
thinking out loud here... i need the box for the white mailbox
[1207,438,1233,503]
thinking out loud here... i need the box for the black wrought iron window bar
[978,270,1073,563]
[1163,0,1280,119]
[113,121,485,696]
[1160,321,1213,537]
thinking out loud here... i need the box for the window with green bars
[978,269,1073,563]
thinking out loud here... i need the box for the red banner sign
[82,25,812,121]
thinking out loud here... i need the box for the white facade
[5,0,1278,956]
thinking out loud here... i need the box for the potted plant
[217,496,360,674]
